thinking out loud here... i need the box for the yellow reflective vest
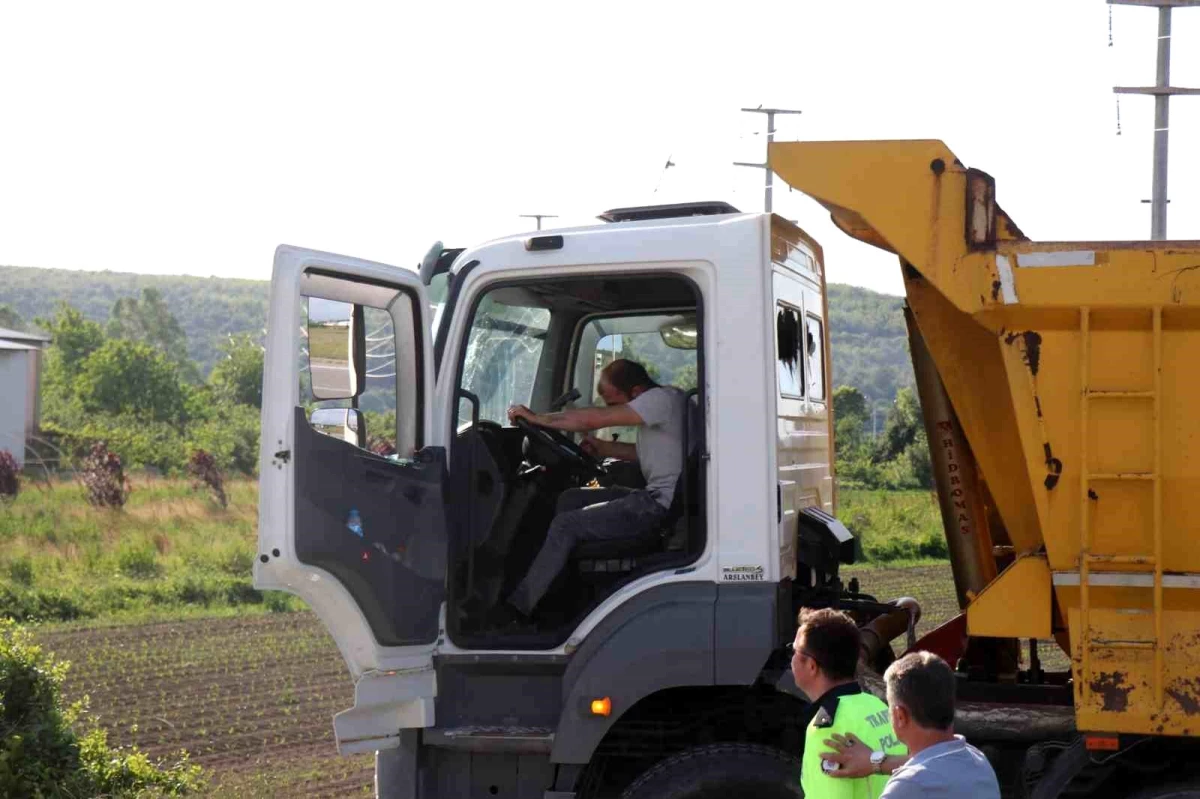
[800,684,908,799]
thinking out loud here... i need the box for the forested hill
[0,265,915,400]
[826,283,915,409]
[0,265,267,374]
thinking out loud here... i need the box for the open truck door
[255,245,446,754]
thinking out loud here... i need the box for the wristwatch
[870,750,887,775]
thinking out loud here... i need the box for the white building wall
[0,350,31,467]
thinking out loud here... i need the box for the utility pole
[1110,0,1200,239]
[519,214,558,231]
[733,107,802,213]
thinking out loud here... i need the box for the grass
[838,489,947,564]
[0,479,950,625]
[0,476,303,624]
[0,479,1058,793]
[29,563,1069,798]
[308,324,349,362]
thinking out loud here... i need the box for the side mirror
[307,298,366,400]
[659,315,698,350]
[310,407,366,448]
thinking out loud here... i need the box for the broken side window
[777,304,804,399]
[806,314,826,402]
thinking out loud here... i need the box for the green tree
[833,385,869,459]
[38,303,105,381]
[0,304,25,331]
[907,428,933,489]
[832,385,880,488]
[108,288,199,382]
[76,339,188,424]
[209,334,264,408]
[873,387,923,464]
[833,384,867,421]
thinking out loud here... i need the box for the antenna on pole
[1110,0,1200,239]
[733,106,802,213]
[519,214,558,231]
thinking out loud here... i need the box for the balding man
[502,359,686,620]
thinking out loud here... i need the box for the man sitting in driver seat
[503,359,687,620]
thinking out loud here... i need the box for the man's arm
[508,403,643,433]
[820,733,909,778]
[583,436,638,462]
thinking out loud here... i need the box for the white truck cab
[255,202,852,798]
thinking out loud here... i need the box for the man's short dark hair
[884,651,956,730]
[602,359,657,394]
[797,608,861,681]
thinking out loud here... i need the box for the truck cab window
[300,289,409,457]
[459,295,551,425]
[777,304,804,398]
[577,314,698,443]
[806,314,825,402]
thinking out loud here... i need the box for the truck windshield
[459,296,551,425]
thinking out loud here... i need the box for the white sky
[1,1,1197,296]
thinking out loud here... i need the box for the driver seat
[572,390,701,575]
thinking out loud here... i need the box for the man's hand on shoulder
[819,732,875,779]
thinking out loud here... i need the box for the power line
[1110,0,1200,239]
[733,106,802,213]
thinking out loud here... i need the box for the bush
[80,441,130,508]
[187,401,260,476]
[117,543,160,580]
[187,449,227,508]
[0,450,18,500]
[264,591,299,613]
[0,618,203,796]
[0,586,84,622]
[7,556,35,588]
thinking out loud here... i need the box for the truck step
[423,725,555,754]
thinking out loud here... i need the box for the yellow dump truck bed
[772,139,1200,737]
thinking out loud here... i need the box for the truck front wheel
[619,743,803,799]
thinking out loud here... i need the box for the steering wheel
[514,417,605,478]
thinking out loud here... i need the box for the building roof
[0,326,50,344]
[0,339,41,351]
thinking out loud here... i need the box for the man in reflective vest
[791,608,907,799]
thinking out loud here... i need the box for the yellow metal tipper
[773,139,1200,796]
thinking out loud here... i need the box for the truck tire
[619,742,803,799]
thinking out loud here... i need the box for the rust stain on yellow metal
[967,555,1051,639]
[771,139,1200,738]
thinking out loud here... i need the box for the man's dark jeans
[508,486,666,615]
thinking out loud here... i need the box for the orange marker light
[1085,734,1120,752]
[590,697,612,717]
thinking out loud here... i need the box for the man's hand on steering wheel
[507,405,605,477]
[507,404,538,426]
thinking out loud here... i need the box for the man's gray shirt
[879,736,999,799]
[627,386,686,508]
